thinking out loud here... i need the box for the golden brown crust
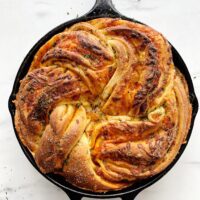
[14,18,192,192]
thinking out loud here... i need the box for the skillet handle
[64,189,141,200]
[65,190,83,200]
[121,190,141,200]
[86,0,121,17]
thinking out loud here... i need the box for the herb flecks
[83,54,92,59]
[76,102,82,108]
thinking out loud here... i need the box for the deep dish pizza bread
[14,18,192,192]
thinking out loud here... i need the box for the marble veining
[0,0,200,199]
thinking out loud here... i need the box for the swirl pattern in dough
[14,18,192,192]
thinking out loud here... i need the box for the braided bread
[14,18,192,192]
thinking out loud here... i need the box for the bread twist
[14,18,192,192]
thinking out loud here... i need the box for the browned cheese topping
[14,18,192,192]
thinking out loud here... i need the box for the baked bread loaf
[14,18,192,192]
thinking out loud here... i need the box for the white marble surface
[0,0,200,199]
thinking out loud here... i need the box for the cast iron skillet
[8,0,199,199]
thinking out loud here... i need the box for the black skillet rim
[8,0,199,199]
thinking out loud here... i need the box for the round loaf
[14,18,192,192]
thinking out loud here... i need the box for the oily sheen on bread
[14,18,192,192]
